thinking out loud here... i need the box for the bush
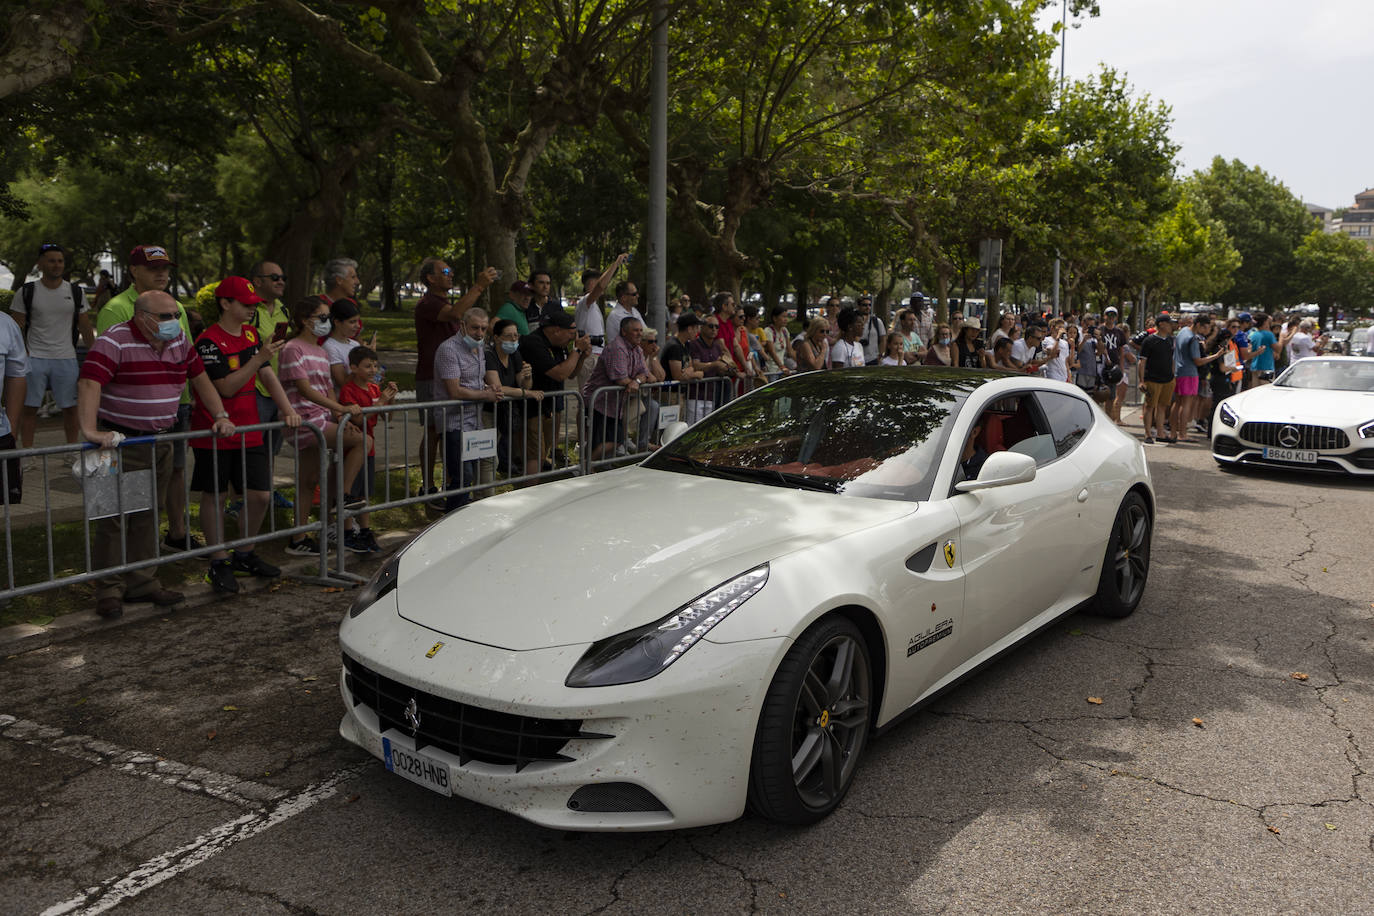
[194,282,219,322]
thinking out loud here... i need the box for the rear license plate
[1263,447,1318,464]
[382,736,452,797]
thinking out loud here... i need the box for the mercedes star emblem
[403,697,421,736]
[1277,425,1301,449]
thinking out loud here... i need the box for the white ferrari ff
[339,368,1154,831]
[1211,356,1374,475]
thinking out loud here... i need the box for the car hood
[395,467,914,650]
[1235,385,1374,423]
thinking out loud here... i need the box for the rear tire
[747,616,872,825]
[1091,491,1151,618]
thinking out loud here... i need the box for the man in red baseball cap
[191,277,302,594]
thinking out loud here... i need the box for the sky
[1048,0,1374,209]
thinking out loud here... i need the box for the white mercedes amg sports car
[339,368,1154,831]
[1211,356,1374,476]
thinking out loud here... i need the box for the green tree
[1189,157,1316,308]
[1293,229,1374,325]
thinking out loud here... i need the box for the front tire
[1091,491,1152,617]
[747,616,872,825]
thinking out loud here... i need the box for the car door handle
[1076,488,1089,503]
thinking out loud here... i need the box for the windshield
[644,368,1005,501]
[1276,359,1374,392]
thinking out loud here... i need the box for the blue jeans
[442,429,478,512]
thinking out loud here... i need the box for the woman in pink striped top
[277,298,369,556]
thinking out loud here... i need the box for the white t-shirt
[574,294,606,353]
[606,304,644,341]
[830,338,865,368]
[859,314,886,363]
[1289,331,1317,361]
[879,355,901,366]
[1042,334,1070,381]
[14,280,87,360]
[1011,338,1037,367]
[0,313,27,438]
[322,335,358,369]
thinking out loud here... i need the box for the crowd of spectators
[2,240,1348,618]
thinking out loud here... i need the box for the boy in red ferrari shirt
[338,346,398,552]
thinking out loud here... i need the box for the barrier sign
[462,428,498,460]
[658,405,680,429]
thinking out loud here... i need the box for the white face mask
[312,317,331,337]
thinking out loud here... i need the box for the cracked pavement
[1,439,1371,914]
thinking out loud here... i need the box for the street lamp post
[1052,0,1066,317]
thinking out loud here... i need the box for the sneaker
[359,528,382,553]
[423,487,447,511]
[343,531,371,555]
[205,561,241,594]
[344,495,367,511]
[224,499,243,520]
[231,551,281,578]
[1143,436,1156,445]
[272,490,294,509]
[285,536,320,557]
[163,531,206,552]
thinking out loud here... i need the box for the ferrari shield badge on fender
[425,642,444,658]
[943,540,956,568]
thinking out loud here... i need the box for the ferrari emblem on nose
[426,641,444,658]
[943,540,956,568]
[403,697,421,736]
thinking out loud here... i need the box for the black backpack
[20,280,84,349]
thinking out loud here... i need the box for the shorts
[190,444,272,495]
[0,433,21,504]
[589,410,626,448]
[348,454,376,502]
[1174,375,1199,397]
[1143,380,1175,411]
[415,379,445,430]
[171,403,192,470]
[25,357,79,409]
[525,413,556,464]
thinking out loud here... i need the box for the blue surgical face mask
[463,334,483,350]
[500,340,520,354]
[939,336,951,346]
[311,318,331,337]
[156,318,181,341]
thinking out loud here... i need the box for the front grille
[1212,435,1242,457]
[1238,422,1349,450]
[343,654,608,771]
[567,782,669,813]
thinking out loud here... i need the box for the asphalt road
[2,432,1372,915]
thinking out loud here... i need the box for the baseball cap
[1237,311,1253,323]
[509,280,534,295]
[38,242,65,256]
[129,244,175,268]
[544,311,575,330]
[1155,312,1174,324]
[214,276,262,306]
[1104,306,1118,315]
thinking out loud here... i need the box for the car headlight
[1360,420,1374,439]
[565,565,770,688]
[349,553,401,618]
[1219,402,1238,428]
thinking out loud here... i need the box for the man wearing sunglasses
[245,261,293,476]
[96,244,201,552]
[414,257,498,503]
[78,290,237,620]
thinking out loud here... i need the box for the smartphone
[272,322,289,343]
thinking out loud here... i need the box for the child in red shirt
[338,346,399,552]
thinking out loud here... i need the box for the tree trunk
[0,4,87,100]
[379,218,394,311]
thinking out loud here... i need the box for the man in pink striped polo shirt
[76,291,236,619]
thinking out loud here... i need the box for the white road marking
[39,764,366,916]
[0,714,287,810]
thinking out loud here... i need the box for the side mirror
[954,450,1037,493]
[661,421,689,446]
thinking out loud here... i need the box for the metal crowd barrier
[329,391,585,579]
[584,376,738,473]
[0,420,337,602]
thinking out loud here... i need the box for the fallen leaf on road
[322,587,344,593]
[301,676,318,682]
[1087,696,1103,705]
[1267,826,1280,835]
[1068,628,1083,636]
[1192,718,1204,727]
[206,730,217,740]
[1325,823,1337,831]
[1291,672,1309,681]
[346,794,361,803]
[222,705,238,711]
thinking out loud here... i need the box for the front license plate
[1263,447,1318,464]
[382,736,452,797]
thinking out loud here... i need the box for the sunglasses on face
[257,273,286,282]
[142,310,179,321]
[439,268,452,276]
[704,323,719,329]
